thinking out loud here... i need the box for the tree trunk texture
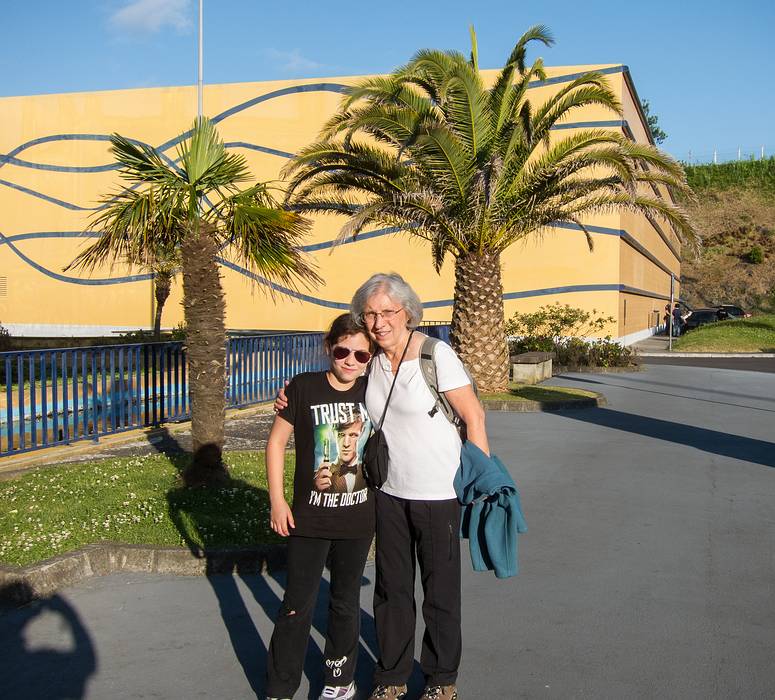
[180,223,229,487]
[153,270,172,341]
[450,251,510,392]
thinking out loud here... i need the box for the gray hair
[350,273,424,330]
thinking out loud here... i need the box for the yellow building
[0,65,680,343]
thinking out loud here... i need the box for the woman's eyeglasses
[332,346,372,364]
[360,308,404,324]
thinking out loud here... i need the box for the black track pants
[266,534,372,697]
[372,490,462,686]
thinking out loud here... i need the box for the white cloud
[264,48,326,74]
[110,0,192,34]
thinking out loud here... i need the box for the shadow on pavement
[0,582,97,699]
[561,375,775,413]
[166,459,380,698]
[560,407,775,469]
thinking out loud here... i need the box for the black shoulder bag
[363,331,414,489]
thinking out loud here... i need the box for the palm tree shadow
[166,467,281,698]
[166,457,380,698]
[0,582,97,699]
[558,406,775,468]
[244,566,380,699]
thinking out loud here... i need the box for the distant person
[265,313,374,700]
[672,303,683,336]
[663,303,672,335]
[716,307,729,321]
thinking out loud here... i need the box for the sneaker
[320,681,356,699]
[420,685,458,700]
[368,685,408,700]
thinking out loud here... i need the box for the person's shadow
[164,435,380,698]
[0,581,97,699]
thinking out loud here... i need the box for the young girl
[265,313,375,700]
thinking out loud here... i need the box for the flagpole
[197,0,203,118]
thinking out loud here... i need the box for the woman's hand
[274,381,289,413]
[270,498,296,537]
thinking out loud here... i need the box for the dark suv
[717,304,750,318]
[684,308,723,331]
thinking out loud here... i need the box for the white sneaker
[320,681,356,699]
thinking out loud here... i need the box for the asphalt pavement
[2,363,774,699]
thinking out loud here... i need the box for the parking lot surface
[2,364,774,699]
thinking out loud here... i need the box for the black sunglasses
[332,346,372,364]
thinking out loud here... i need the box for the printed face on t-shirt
[335,418,364,465]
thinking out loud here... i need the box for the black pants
[373,491,462,686]
[266,534,372,697]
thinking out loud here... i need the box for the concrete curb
[638,352,775,358]
[554,364,645,374]
[0,542,289,607]
[481,392,606,412]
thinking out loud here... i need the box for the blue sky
[2,0,773,162]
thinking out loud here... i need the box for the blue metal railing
[1,325,450,457]
[1,332,328,457]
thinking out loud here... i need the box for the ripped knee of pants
[279,602,298,617]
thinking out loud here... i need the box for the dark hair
[324,313,375,352]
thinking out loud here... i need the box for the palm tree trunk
[450,251,510,392]
[180,221,229,487]
[152,270,172,341]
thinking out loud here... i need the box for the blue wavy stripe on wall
[529,65,624,88]
[0,227,668,302]
[0,231,100,244]
[0,230,153,285]
[216,257,351,309]
[1,117,630,178]
[210,82,350,125]
[0,134,180,174]
[0,178,98,211]
[0,66,627,179]
[0,115,636,208]
[3,220,679,289]
[224,142,296,159]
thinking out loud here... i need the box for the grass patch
[0,451,294,567]
[480,383,598,403]
[674,315,775,352]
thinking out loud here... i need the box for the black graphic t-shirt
[279,372,375,539]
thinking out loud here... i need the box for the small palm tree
[149,248,179,342]
[282,26,697,391]
[69,117,318,485]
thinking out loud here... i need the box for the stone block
[511,358,552,384]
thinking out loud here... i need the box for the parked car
[717,304,751,318]
[683,308,723,331]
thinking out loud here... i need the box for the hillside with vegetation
[681,158,775,313]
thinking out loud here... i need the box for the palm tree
[282,26,697,391]
[69,117,319,485]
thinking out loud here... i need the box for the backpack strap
[419,336,460,427]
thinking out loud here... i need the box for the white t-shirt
[365,338,471,500]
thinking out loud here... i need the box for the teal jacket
[454,441,527,579]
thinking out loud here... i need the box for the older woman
[355,273,487,700]
[276,272,488,700]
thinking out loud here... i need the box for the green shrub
[747,245,764,264]
[0,321,10,352]
[506,303,633,368]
